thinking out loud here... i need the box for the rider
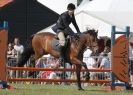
[52,3,81,63]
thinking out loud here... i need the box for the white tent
[77,0,133,12]
[75,0,133,37]
[38,0,77,14]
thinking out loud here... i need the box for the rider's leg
[58,32,66,63]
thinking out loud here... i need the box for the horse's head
[83,29,99,55]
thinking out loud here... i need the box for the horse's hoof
[78,88,84,91]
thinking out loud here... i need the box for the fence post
[111,26,116,89]
[111,26,130,90]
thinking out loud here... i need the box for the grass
[0,83,133,95]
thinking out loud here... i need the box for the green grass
[0,84,133,95]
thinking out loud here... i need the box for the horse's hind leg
[34,52,44,60]
[34,48,45,60]
[27,49,44,77]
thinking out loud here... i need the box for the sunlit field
[0,84,133,95]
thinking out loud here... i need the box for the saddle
[52,34,80,51]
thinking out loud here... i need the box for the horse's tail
[17,35,35,67]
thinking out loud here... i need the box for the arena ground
[0,84,133,95]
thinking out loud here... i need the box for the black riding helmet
[67,3,76,10]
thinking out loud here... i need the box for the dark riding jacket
[52,11,80,35]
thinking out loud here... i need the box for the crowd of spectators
[83,46,111,86]
[7,37,24,78]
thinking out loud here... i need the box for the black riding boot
[59,45,65,64]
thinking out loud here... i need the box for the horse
[90,36,111,57]
[97,36,111,53]
[16,29,99,90]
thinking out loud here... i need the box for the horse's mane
[71,29,97,47]
[83,29,98,37]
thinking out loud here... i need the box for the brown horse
[97,36,111,53]
[17,29,99,90]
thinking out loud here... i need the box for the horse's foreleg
[72,58,90,80]
[75,64,84,90]
[82,62,90,80]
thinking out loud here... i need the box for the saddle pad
[52,39,61,51]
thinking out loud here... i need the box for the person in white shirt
[96,46,110,67]
[99,53,111,79]
[14,37,24,57]
[99,54,110,69]
[13,37,24,78]
[129,42,133,88]
[83,49,97,80]
[83,48,97,68]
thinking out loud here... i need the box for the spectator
[65,63,72,79]
[129,42,133,88]
[98,53,111,80]
[36,57,50,68]
[96,46,110,67]
[99,53,110,69]
[7,43,16,78]
[7,43,15,58]
[36,57,51,78]
[13,37,24,58]
[48,58,60,79]
[7,43,16,66]
[38,57,62,85]
[37,57,61,79]
[13,37,24,78]
[83,48,94,69]
[83,49,98,81]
